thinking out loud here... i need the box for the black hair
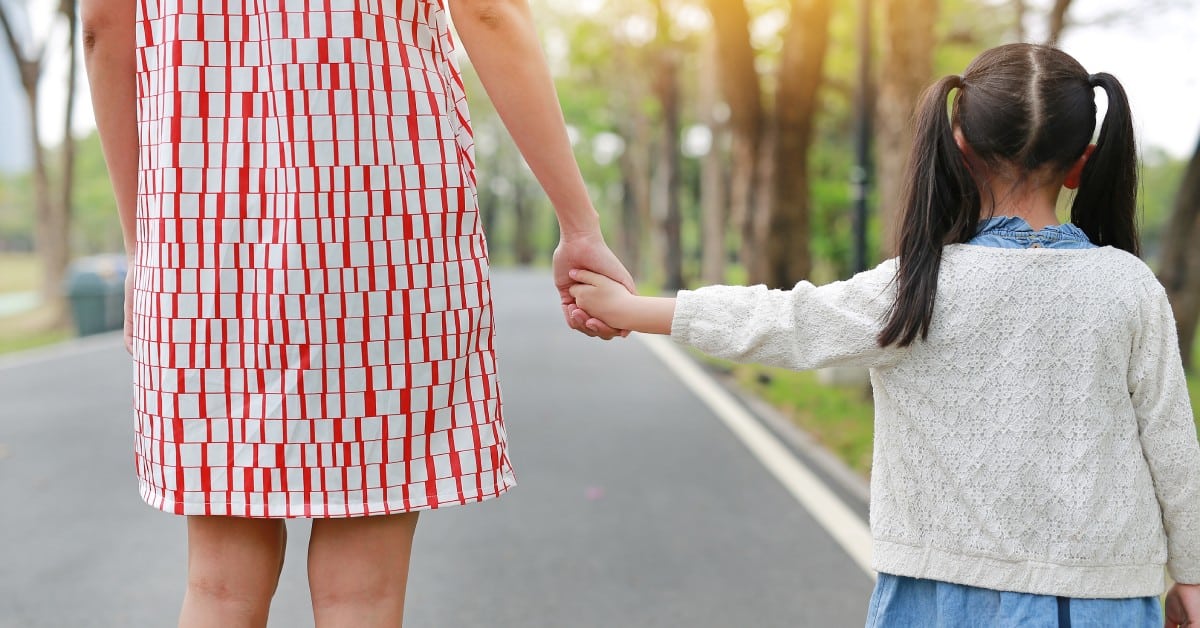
[878,43,1139,348]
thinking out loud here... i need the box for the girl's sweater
[670,244,1200,598]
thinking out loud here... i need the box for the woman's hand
[1166,583,1200,628]
[123,265,135,355]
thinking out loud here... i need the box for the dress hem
[137,475,517,519]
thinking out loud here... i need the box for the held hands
[568,269,676,336]
[1166,583,1200,628]
[552,231,635,339]
[567,269,638,332]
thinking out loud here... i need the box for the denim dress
[865,217,1163,628]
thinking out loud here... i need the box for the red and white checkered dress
[131,0,515,518]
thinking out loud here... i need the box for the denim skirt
[866,574,1162,628]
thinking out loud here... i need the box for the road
[0,270,873,628]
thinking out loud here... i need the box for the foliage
[0,131,121,256]
[0,171,33,251]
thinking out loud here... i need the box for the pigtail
[878,76,981,348]
[1070,72,1140,256]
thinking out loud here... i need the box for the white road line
[638,333,876,578]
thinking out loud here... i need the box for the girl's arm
[81,0,138,258]
[448,0,634,338]
[569,270,675,335]
[1128,280,1200,590]
[575,261,905,372]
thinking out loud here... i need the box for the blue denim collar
[973,216,1092,245]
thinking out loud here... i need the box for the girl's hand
[568,269,635,331]
[1166,583,1200,628]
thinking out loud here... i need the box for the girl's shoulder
[942,243,1162,292]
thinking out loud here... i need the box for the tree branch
[1045,0,1072,46]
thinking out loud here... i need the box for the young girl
[568,44,1200,627]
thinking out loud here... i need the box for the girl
[82,0,632,626]
[568,44,1200,627]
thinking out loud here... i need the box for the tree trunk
[0,4,69,321]
[702,0,765,280]
[699,34,727,285]
[651,54,684,291]
[1158,135,1200,372]
[512,180,536,266]
[1013,0,1027,41]
[762,0,834,289]
[875,0,938,257]
[54,0,79,312]
[652,1,684,291]
[1046,0,1073,46]
[617,107,653,280]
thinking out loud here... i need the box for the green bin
[65,256,126,337]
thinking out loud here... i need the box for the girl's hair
[878,43,1139,348]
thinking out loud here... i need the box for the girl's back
[870,244,1190,598]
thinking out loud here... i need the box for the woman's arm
[82,0,138,353]
[448,0,634,338]
[81,0,138,258]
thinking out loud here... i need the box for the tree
[875,0,938,256]
[0,0,79,320]
[704,0,835,288]
[697,33,728,284]
[650,0,685,291]
[1045,0,1072,46]
[762,0,834,288]
[702,0,764,281]
[1158,135,1200,372]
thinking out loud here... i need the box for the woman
[80,1,633,626]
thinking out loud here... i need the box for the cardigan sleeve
[1129,279,1200,584]
[670,259,904,371]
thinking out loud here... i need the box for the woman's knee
[185,517,288,603]
[307,514,419,606]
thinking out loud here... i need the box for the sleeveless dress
[131,0,516,518]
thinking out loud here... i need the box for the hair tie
[954,75,966,89]
[1088,73,1100,87]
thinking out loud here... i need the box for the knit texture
[671,245,1200,598]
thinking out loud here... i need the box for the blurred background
[0,0,1197,370]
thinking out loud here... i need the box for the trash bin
[64,255,127,337]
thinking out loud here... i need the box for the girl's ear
[1064,144,1097,190]
[953,127,969,154]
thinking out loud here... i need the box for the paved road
[0,270,873,627]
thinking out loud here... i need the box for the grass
[0,303,69,355]
[697,355,876,476]
[0,253,70,355]
[0,252,40,294]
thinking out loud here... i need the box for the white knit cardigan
[671,245,1200,598]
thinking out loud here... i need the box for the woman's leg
[178,516,288,628]
[308,513,420,628]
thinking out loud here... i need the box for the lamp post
[852,0,873,274]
